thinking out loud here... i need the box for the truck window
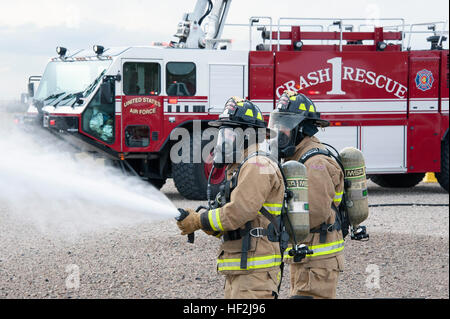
[123,62,160,96]
[125,125,150,147]
[81,85,115,144]
[166,62,196,96]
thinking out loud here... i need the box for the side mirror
[100,80,114,104]
[28,82,35,98]
[21,93,28,104]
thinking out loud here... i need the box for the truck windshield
[35,60,112,103]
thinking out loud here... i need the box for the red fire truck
[29,0,449,199]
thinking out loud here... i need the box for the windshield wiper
[70,92,85,108]
[43,92,65,102]
[83,70,107,97]
[50,92,72,107]
[53,91,83,107]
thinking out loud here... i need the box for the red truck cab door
[120,60,164,153]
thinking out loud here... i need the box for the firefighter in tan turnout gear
[268,91,345,299]
[176,97,286,299]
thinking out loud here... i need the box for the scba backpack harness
[298,143,369,242]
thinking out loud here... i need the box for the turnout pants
[289,256,343,299]
[224,270,280,299]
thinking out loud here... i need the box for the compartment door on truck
[120,59,164,153]
[208,64,245,113]
[406,52,441,172]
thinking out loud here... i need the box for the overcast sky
[0,0,448,100]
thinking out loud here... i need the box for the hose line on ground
[368,203,448,207]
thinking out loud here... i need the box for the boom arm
[204,0,232,49]
[174,0,232,49]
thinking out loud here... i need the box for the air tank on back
[281,160,309,243]
[339,147,369,227]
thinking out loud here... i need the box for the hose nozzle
[289,244,313,263]
[176,208,195,243]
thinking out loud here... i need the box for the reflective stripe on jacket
[206,202,283,232]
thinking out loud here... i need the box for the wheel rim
[204,152,226,184]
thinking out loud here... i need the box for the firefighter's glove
[176,209,202,235]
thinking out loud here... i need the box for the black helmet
[209,97,269,167]
[269,91,329,158]
[276,91,329,128]
[209,97,267,129]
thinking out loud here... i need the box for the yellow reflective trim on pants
[283,240,344,259]
[208,208,224,231]
[217,254,282,271]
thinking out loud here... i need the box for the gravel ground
[0,178,448,299]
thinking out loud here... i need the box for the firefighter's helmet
[269,91,329,158]
[276,91,329,128]
[209,97,269,167]
[209,97,267,129]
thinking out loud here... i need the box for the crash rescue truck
[28,0,449,199]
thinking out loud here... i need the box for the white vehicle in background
[14,75,41,129]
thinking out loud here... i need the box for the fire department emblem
[415,69,434,91]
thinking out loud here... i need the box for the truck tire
[436,136,449,192]
[370,173,425,188]
[172,135,226,200]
